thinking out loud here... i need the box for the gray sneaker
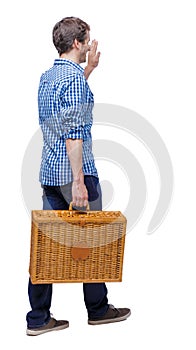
[88,304,131,325]
[26,317,69,336]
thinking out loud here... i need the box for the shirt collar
[54,58,84,73]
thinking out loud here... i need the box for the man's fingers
[83,199,88,208]
[72,182,88,208]
[90,39,98,53]
[72,200,88,207]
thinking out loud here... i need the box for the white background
[0,0,196,348]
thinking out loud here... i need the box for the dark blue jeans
[26,176,109,328]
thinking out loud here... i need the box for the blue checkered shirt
[38,59,98,185]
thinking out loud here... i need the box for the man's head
[52,17,90,63]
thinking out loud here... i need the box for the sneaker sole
[26,322,69,336]
[88,310,131,325]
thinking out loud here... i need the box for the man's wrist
[84,65,94,80]
[73,171,84,184]
[73,177,80,184]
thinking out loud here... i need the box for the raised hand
[84,39,101,79]
[88,39,101,69]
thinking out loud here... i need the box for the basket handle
[69,201,90,211]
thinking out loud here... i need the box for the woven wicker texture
[29,209,127,284]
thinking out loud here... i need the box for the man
[26,16,131,336]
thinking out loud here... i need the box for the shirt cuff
[65,126,84,140]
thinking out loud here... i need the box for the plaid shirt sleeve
[61,74,87,140]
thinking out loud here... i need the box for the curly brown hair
[52,16,90,55]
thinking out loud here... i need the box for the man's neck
[60,52,79,64]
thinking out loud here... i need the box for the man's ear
[73,38,80,49]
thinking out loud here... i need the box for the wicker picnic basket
[29,203,127,284]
